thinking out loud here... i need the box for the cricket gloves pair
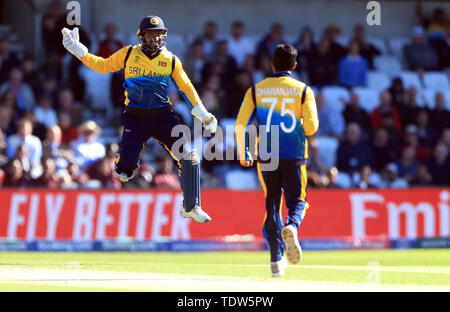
[61,27,88,60]
[191,103,218,134]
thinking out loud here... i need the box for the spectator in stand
[416,109,439,149]
[227,21,254,68]
[242,54,265,84]
[195,21,218,57]
[430,23,450,69]
[379,163,409,188]
[338,40,368,88]
[293,26,316,77]
[429,92,450,133]
[41,13,59,56]
[23,110,47,142]
[41,125,71,175]
[307,137,330,188]
[20,55,40,98]
[353,165,379,189]
[0,104,14,137]
[98,23,125,112]
[212,40,238,93]
[62,160,88,189]
[323,24,347,63]
[256,23,286,60]
[441,128,450,153]
[371,127,399,172]
[86,156,121,190]
[336,122,374,174]
[183,39,206,87]
[371,91,402,132]
[397,87,421,128]
[403,26,439,72]
[40,50,63,82]
[225,69,252,119]
[98,23,124,58]
[30,157,61,189]
[199,75,222,118]
[58,111,78,147]
[410,164,432,187]
[1,158,29,188]
[351,24,381,70]
[315,91,345,138]
[401,124,431,162]
[0,68,36,114]
[395,145,420,183]
[255,53,273,80]
[342,92,371,135]
[35,96,58,129]
[388,77,406,107]
[57,87,82,125]
[415,1,448,42]
[0,37,20,75]
[14,144,32,179]
[152,152,181,189]
[71,120,106,171]
[306,37,338,87]
[6,118,42,168]
[0,55,7,85]
[37,73,59,106]
[0,128,7,167]
[426,142,450,186]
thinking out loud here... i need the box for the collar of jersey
[269,71,292,78]
[140,45,165,60]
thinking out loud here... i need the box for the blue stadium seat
[399,71,423,90]
[352,87,380,113]
[374,55,403,78]
[224,170,258,190]
[367,71,391,91]
[422,72,450,91]
[321,86,350,112]
[315,136,339,168]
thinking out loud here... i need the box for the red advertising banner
[0,189,448,241]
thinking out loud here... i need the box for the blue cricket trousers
[257,159,309,262]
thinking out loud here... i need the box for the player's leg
[114,112,149,182]
[151,108,210,223]
[280,161,308,264]
[257,162,286,276]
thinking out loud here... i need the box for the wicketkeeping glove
[191,103,218,134]
[61,27,88,60]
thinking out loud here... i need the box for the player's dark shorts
[256,159,309,262]
[116,106,187,175]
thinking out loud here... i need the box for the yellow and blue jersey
[235,72,319,160]
[81,44,202,110]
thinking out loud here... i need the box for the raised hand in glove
[61,27,88,60]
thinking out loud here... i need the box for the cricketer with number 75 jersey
[235,71,319,162]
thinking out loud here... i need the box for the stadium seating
[165,33,187,60]
[373,55,403,78]
[367,71,391,91]
[224,170,258,190]
[315,136,339,168]
[366,37,389,55]
[352,87,380,113]
[321,86,350,112]
[399,71,423,90]
[387,37,410,61]
[422,72,450,91]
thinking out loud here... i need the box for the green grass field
[0,249,449,291]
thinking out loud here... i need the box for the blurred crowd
[0,0,449,190]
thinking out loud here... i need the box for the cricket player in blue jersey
[62,16,217,223]
[235,44,319,277]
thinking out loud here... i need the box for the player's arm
[235,88,255,167]
[62,27,127,74]
[171,55,217,133]
[301,87,319,136]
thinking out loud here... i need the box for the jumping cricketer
[61,16,217,223]
[235,44,319,276]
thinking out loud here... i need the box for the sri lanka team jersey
[81,44,201,110]
[235,72,319,160]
